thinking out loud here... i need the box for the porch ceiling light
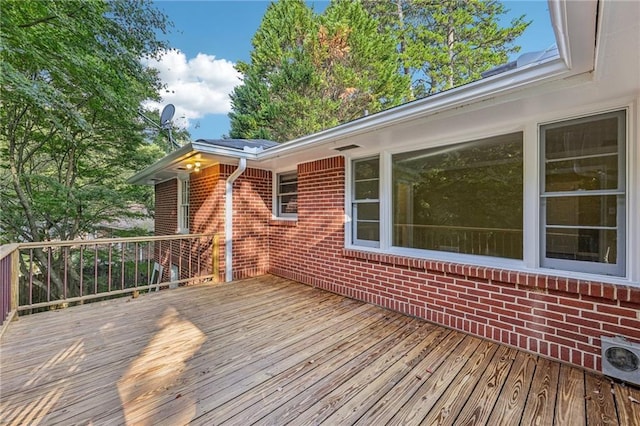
[185,161,201,172]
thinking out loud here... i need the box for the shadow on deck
[1,275,639,425]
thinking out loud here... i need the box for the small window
[352,157,380,247]
[540,110,626,276]
[276,172,298,217]
[177,178,190,233]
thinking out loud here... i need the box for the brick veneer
[227,166,272,280]
[155,179,178,236]
[267,155,640,372]
[155,164,271,282]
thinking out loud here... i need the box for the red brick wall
[155,179,178,236]
[157,164,272,282]
[266,155,640,373]
[269,157,345,285]
[190,164,225,235]
[230,166,272,280]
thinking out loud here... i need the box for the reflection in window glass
[392,133,523,259]
[178,179,190,232]
[352,157,380,245]
[541,111,625,275]
[277,172,298,216]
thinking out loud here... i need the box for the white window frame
[274,171,298,219]
[351,156,381,248]
[344,105,634,282]
[539,110,626,276]
[177,176,190,234]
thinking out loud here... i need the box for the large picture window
[276,172,298,217]
[541,111,625,276]
[392,133,523,259]
[352,157,380,246]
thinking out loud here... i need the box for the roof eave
[258,57,571,162]
[127,142,259,185]
[129,0,597,182]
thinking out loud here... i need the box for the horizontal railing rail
[0,233,218,331]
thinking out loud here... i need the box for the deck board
[1,275,639,425]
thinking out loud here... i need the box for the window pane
[353,157,380,244]
[277,172,297,216]
[545,117,619,160]
[546,227,617,264]
[279,173,297,184]
[356,221,380,242]
[356,202,379,221]
[355,180,379,200]
[392,133,523,259]
[279,194,298,214]
[355,158,379,180]
[545,155,618,192]
[279,182,298,195]
[546,196,617,227]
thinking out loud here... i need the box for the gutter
[257,57,569,161]
[224,158,247,282]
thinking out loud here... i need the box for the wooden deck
[1,275,638,425]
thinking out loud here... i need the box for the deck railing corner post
[10,247,19,320]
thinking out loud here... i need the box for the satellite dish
[160,104,175,128]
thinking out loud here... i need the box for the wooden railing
[0,233,218,335]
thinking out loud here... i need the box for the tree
[229,0,409,142]
[0,0,171,298]
[364,0,529,97]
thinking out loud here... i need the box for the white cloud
[142,49,242,130]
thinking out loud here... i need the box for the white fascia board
[127,142,260,185]
[549,0,571,68]
[257,57,570,162]
[127,143,196,185]
[191,140,260,160]
[130,0,596,181]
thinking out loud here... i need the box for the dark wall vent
[334,144,360,152]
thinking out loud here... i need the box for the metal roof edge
[127,143,195,185]
[127,141,262,185]
[257,57,570,162]
[191,140,261,159]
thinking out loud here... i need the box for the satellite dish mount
[160,104,179,150]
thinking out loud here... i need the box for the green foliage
[0,0,172,244]
[364,0,529,97]
[229,0,410,142]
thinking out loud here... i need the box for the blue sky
[147,1,556,141]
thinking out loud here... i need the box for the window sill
[269,218,298,227]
